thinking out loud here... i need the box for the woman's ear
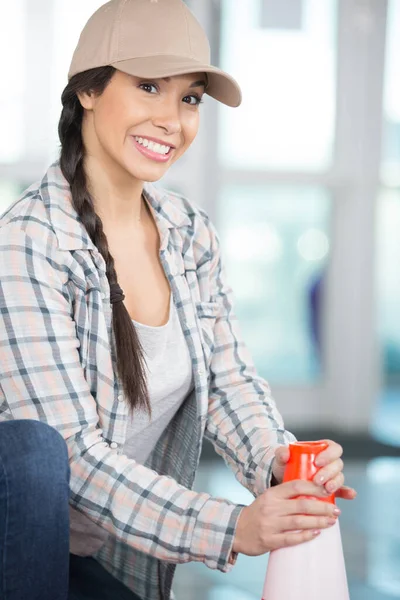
[77,90,95,110]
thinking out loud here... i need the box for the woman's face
[78,70,205,183]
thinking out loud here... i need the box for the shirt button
[197,368,205,376]
[110,442,118,449]
[117,394,124,402]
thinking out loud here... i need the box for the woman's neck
[84,154,145,227]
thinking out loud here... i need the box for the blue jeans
[0,420,141,600]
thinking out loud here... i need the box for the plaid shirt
[0,162,295,599]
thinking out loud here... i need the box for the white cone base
[262,520,350,600]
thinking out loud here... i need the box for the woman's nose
[152,102,182,135]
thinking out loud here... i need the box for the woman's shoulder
[0,180,56,247]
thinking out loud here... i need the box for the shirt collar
[41,161,191,252]
[142,183,191,230]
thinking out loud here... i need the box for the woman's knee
[0,419,70,483]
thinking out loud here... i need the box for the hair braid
[58,67,150,415]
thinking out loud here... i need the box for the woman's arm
[0,222,243,571]
[202,216,296,497]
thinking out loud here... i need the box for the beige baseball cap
[68,0,242,107]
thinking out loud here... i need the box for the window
[374,0,400,445]
[0,0,26,163]
[216,0,337,384]
[47,1,106,162]
[380,0,400,187]
[0,182,22,214]
[219,0,337,171]
[218,184,331,384]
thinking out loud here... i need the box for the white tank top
[69,295,194,557]
[122,294,194,464]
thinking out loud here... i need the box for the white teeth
[134,136,170,155]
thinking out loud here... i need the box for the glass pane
[0,181,22,215]
[366,458,400,596]
[0,0,26,163]
[218,0,337,172]
[381,0,400,186]
[373,0,400,446]
[373,188,400,445]
[218,184,331,384]
[48,0,106,161]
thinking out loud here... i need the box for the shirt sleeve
[0,224,244,572]
[203,218,297,498]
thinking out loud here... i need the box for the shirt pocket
[195,301,219,369]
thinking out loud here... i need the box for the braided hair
[58,67,150,415]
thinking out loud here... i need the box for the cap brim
[110,55,242,108]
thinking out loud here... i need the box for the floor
[172,454,400,599]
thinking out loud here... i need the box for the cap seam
[113,0,128,62]
[181,2,193,58]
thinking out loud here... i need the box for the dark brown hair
[58,67,150,415]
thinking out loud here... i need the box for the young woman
[0,1,356,599]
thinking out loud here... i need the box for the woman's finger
[323,472,345,494]
[314,440,343,467]
[314,457,344,486]
[280,514,338,533]
[281,497,340,518]
[334,485,357,500]
[275,479,330,500]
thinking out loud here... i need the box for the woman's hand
[272,440,357,500]
[232,480,341,556]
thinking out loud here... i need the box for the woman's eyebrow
[189,80,206,89]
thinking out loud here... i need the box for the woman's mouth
[131,136,173,163]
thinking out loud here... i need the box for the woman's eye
[139,83,158,94]
[183,94,203,106]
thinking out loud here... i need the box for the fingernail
[317,475,325,484]
[312,530,321,536]
[334,508,341,515]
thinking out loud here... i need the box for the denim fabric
[0,420,140,600]
[0,420,70,600]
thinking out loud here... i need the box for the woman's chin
[123,157,171,184]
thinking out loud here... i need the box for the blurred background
[0,0,399,598]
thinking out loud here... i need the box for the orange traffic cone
[262,441,350,600]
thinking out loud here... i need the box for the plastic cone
[261,441,350,600]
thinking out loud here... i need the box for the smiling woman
[0,1,354,600]
[76,71,205,179]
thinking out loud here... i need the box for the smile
[134,136,171,155]
[130,135,173,163]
